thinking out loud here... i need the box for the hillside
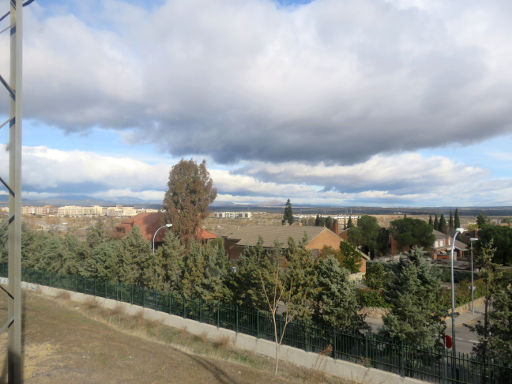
[0,290,345,384]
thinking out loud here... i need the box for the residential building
[220,224,368,273]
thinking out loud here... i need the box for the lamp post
[450,227,464,378]
[153,224,172,253]
[469,237,478,314]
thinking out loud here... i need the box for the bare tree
[259,263,298,376]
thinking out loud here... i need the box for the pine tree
[118,227,152,286]
[144,230,185,292]
[313,256,367,332]
[454,208,461,229]
[285,238,318,324]
[182,242,208,300]
[380,247,447,352]
[477,213,489,229]
[449,211,454,233]
[347,216,354,228]
[202,239,233,302]
[428,215,433,226]
[325,216,333,230]
[282,199,294,225]
[433,214,439,230]
[438,214,448,234]
[314,214,320,226]
[233,238,276,310]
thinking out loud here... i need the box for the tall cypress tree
[347,216,354,228]
[428,215,433,226]
[433,214,439,230]
[438,214,448,234]
[282,199,294,225]
[454,208,461,229]
[449,211,454,233]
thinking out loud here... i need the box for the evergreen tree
[163,159,217,244]
[477,213,489,229]
[233,239,276,310]
[376,227,390,256]
[438,214,448,234]
[314,214,321,226]
[182,242,208,300]
[347,216,354,228]
[285,238,318,324]
[313,256,367,332]
[118,227,152,286]
[428,215,433,226]
[454,208,461,229]
[449,211,454,233]
[86,219,108,250]
[381,248,447,352]
[282,199,294,225]
[338,241,362,273]
[202,240,233,302]
[325,216,333,230]
[82,240,120,281]
[144,230,185,292]
[433,214,439,230]
[355,215,380,257]
[469,241,508,364]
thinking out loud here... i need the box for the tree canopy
[390,217,434,252]
[162,159,217,244]
[282,199,294,225]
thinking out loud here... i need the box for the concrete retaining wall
[2,278,427,384]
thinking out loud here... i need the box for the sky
[0,0,511,207]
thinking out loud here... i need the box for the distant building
[212,211,253,219]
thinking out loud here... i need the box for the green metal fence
[0,263,510,384]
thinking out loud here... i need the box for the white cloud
[0,0,509,165]
[0,144,508,206]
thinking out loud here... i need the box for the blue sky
[1,0,511,207]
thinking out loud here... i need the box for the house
[431,230,467,261]
[114,212,216,246]
[221,225,368,273]
[389,229,467,260]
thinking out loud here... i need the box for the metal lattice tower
[0,0,25,382]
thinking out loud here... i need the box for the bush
[357,288,389,308]
[364,263,393,290]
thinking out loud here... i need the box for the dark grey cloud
[10,0,512,165]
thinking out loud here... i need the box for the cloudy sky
[0,0,511,207]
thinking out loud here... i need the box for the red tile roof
[115,212,216,242]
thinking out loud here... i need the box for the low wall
[1,278,427,384]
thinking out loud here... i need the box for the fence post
[333,326,337,359]
[142,287,145,307]
[217,303,220,328]
[199,298,202,323]
[75,274,78,292]
[256,310,260,338]
[236,305,239,333]
[184,297,187,319]
[94,278,96,297]
[131,285,134,304]
[169,293,173,314]
[365,333,369,359]
[400,341,405,377]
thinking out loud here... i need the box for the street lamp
[470,237,478,314]
[153,224,172,253]
[450,227,464,366]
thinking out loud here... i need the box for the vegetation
[478,224,512,265]
[380,248,447,352]
[348,215,380,258]
[282,199,294,225]
[162,159,217,244]
[389,217,434,252]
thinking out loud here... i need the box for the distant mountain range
[1,194,511,216]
